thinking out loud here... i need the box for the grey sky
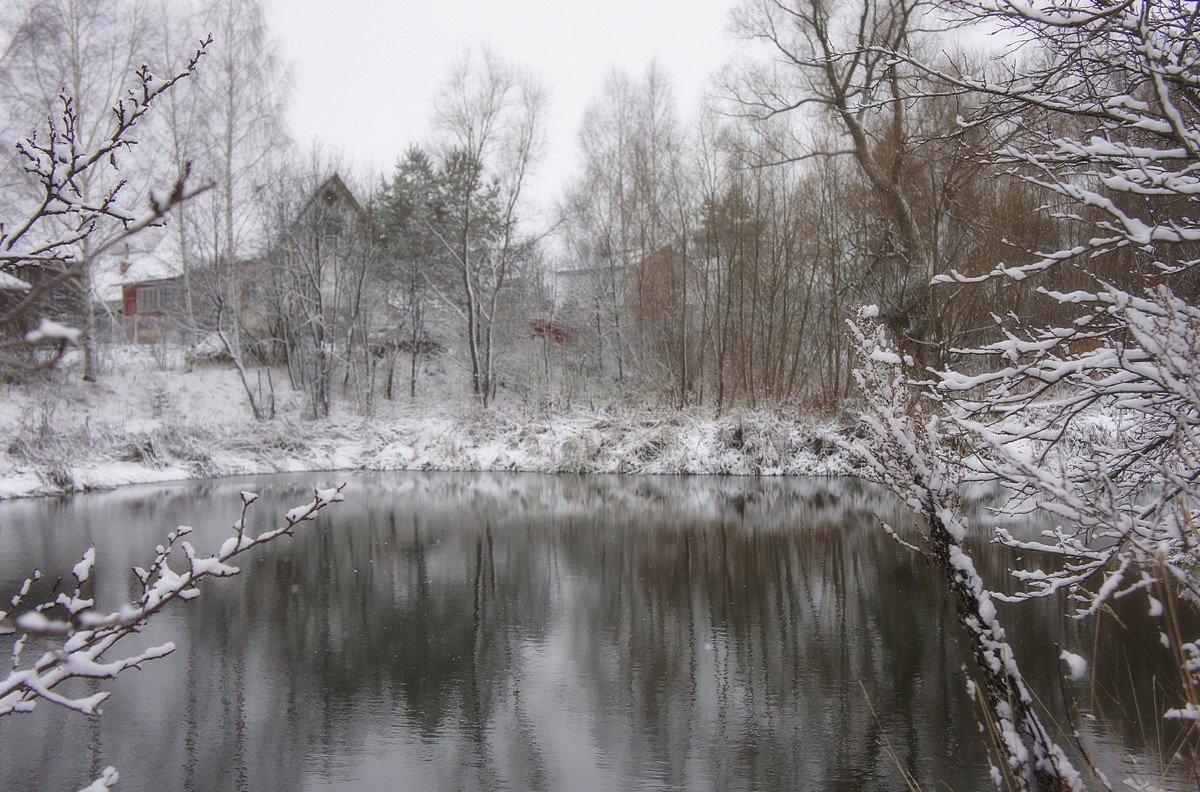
[265,0,738,210]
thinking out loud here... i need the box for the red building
[530,317,573,344]
[121,275,182,342]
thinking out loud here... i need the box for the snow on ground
[0,346,859,499]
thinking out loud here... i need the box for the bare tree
[134,0,288,420]
[261,151,373,419]
[561,69,640,385]
[0,0,162,380]
[561,64,695,403]
[930,0,1200,715]
[172,0,287,393]
[432,47,547,407]
[0,32,210,372]
[147,0,210,332]
[731,0,942,357]
[201,0,286,345]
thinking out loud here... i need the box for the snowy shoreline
[0,352,860,501]
[0,404,859,501]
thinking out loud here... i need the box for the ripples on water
[0,472,1191,790]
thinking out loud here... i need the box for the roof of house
[91,175,361,304]
[0,270,30,292]
[93,230,181,303]
[297,173,363,222]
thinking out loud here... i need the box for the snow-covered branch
[846,306,1083,791]
[0,35,213,373]
[0,484,344,745]
[857,0,1200,742]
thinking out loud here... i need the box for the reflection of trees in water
[0,472,1192,790]
[545,511,963,790]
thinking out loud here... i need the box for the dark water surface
[0,472,1186,791]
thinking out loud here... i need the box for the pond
[0,472,1188,790]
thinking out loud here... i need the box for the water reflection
[0,472,1189,790]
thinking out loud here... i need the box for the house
[267,173,366,283]
[122,274,182,317]
[90,174,368,350]
[95,236,188,343]
[547,247,695,328]
[296,173,363,230]
[0,261,84,339]
[549,262,626,308]
[628,248,691,319]
[120,274,185,342]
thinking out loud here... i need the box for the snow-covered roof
[0,269,30,292]
[93,228,181,303]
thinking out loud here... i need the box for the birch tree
[164,0,286,419]
[0,0,157,381]
[562,65,694,401]
[206,0,284,303]
[433,48,546,407]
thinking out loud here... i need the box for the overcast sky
[265,0,739,211]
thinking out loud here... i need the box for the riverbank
[0,352,859,499]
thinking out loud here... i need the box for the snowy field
[0,346,858,500]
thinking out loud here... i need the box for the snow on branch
[880,1,1200,287]
[0,35,213,373]
[0,484,344,735]
[847,306,1084,791]
[879,0,1200,741]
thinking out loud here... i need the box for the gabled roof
[297,173,363,222]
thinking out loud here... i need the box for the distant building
[93,236,185,343]
[0,261,84,338]
[295,173,363,231]
[97,173,368,348]
[548,262,631,309]
[120,274,184,343]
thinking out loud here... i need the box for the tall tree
[147,0,208,330]
[154,0,287,418]
[562,64,693,401]
[0,0,156,381]
[732,0,937,357]
[380,145,449,399]
[432,48,546,407]
[201,0,285,315]
[261,151,371,420]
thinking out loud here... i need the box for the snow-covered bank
[0,409,858,499]
[0,353,858,499]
